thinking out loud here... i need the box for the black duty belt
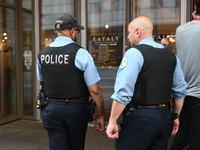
[136,104,168,109]
[48,97,87,103]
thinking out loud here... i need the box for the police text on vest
[40,54,69,65]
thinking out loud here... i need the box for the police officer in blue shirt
[106,16,187,150]
[36,14,105,150]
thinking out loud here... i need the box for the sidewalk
[0,119,114,150]
[0,119,186,150]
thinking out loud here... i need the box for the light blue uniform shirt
[111,37,187,105]
[36,36,100,86]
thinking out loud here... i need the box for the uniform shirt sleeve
[171,56,187,99]
[111,48,144,105]
[75,48,101,86]
[36,59,43,81]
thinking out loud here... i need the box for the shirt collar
[138,37,154,45]
[49,36,75,47]
[138,37,164,48]
[54,36,75,43]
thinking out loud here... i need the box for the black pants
[170,96,200,150]
[42,101,88,150]
[115,108,173,150]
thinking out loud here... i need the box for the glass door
[87,0,124,67]
[22,0,36,119]
[87,0,124,120]
[132,0,181,53]
[22,11,34,117]
[0,6,18,123]
[40,0,74,50]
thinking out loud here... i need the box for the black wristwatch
[171,113,179,120]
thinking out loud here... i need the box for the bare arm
[88,82,105,131]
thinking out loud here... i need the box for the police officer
[36,14,105,150]
[106,16,187,150]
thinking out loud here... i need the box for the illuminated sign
[92,36,120,42]
[153,34,176,44]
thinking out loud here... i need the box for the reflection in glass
[87,0,124,121]
[134,0,180,53]
[0,6,17,119]
[22,12,33,116]
[0,0,15,5]
[87,0,124,67]
[41,0,73,49]
[22,0,32,10]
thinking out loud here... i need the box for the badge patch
[119,57,128,69]
[88,53,93,60]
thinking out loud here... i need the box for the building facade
[0,0,195,124]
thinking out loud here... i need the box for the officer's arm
[106,100,126,139]
[87,82,105,130]
[36,59,43,81]
[109,100,126,124]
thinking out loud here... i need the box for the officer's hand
[94,117,105,131]
[171,119,179,134]
[106,122,119,139]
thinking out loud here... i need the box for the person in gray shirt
[170,0,200,149]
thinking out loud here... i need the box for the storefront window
[0,0,15,5]
[87,0,124,120]
[22,0,32,10]
[87,0,124,67]
[0,6,17,121]
[22,11,34,117]
[41,0,74,49]
[133,0,180,53]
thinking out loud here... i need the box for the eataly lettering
[92,36,119,42]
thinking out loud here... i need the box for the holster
[117,102,137,127]
[88,99,96,122]
[36,85,48,109]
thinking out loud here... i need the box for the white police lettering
[41,54,69,65]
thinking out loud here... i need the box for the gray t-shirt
[176,21,200,98]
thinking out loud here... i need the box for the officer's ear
[68,28,77,41]
[135,28,141,37]
[69,29,73,36]
[70,28,76,35]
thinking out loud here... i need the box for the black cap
[55,14,84,30]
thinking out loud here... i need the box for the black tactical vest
[132,44,176,105]
[38,43,89,99]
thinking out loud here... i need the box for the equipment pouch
[36,86,48,109]
[117,102,136,127]
[117,111,126,127]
